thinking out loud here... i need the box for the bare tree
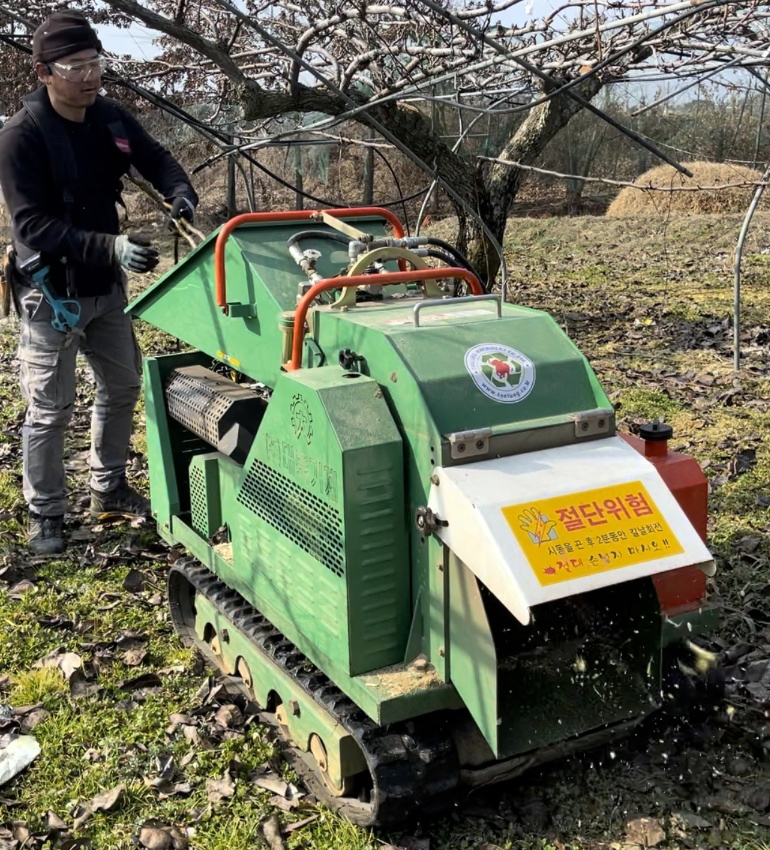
[3,0,770,281]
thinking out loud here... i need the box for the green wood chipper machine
[128,207,718,826]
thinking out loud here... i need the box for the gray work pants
[16,283,142,517]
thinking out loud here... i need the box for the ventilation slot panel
[238,459,344,576]
[188,455,222,539]
[190,462,208,537]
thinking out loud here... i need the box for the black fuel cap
[639,421,673,441]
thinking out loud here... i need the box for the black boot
[28,513,66,556]
[90,480,150,518]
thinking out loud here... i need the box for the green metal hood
[314,300,611,436]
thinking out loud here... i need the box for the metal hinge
[415,506,448,535]
[573,408,613,438]
[447,427,492,459]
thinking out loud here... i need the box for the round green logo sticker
[464,343,536,403]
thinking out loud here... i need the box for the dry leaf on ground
[137,821,188,850]
[123,568,151,592]
[34,649,82,681]
[115,631,149,651]
[260,815,284,850]
[45,811,68,831]
[19,708,48,733]
[122,648,148,667]
[205,773,235,804]
[624,817,666,848]
[213,704,242,728]
[119,673,162,692]
[71,783,124,829]
[671,811,710,830]
[8,580,36,599]
[252,772,301,799]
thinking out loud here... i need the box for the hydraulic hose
[286,229,353,283]
[423,249,456,266]
[286,230,351,251]
[422,249,481,296]
[365,235,484,287]
[422,239,486,292]
[422,238,481,277]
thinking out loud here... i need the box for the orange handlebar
[287,268,484,371]
[214,207,406,313]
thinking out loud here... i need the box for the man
[0,11,198,555]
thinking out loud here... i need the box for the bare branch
[480,156,770,192]
[102,0,246,83]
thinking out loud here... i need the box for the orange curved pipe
[287,268,484,371]
[214,207,405,313]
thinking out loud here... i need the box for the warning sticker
[501,481,684,586]
[216,350,241,369]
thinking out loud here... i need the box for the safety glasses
[50,56,107,82]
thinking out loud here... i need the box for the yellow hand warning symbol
[518,507,558,545]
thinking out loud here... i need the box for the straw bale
[606,161,765,217]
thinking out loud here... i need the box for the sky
[97,22,162,59]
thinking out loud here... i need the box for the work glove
[167,196,196,232]
[113,235,159,273]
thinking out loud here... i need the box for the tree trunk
[565,181,585,215]
[466,77,604,284]
[227,137,237,218]
[293,146,304,210]
[363,130,375,205]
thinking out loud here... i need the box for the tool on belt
[0,247,12,319]
[17,253,81,333]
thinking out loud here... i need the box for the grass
[2,211,770,848]
[11,667,70,705]
[0,556,284,850]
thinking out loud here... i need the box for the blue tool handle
[37,280,81,333]
[50,305,80,334]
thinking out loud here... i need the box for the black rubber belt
[168,558,460,827]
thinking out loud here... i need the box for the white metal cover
[428,436,714,625]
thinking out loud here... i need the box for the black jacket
[0,87,198,297]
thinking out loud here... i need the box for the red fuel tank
[619,424,708,616]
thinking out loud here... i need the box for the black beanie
[32,11,102,65]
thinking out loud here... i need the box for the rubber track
[169,558,460,827]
